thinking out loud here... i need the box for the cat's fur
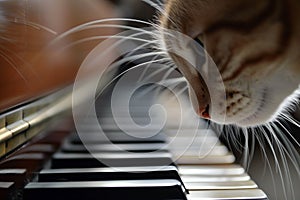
[159,0,300,127]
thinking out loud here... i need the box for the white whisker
[142,63,175,82]
[95,57,171,101]
[279,112,300,128]
[10,19,57,35]
[109,52,168,71]
[51,18,155,46]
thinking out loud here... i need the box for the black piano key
[0,153,46,173]
[70,132,166,144]
[61,142,168,153]
[0,182,14,200]
[39,166,179,181]
[38,166,187,191]
[0,169,27,187]
[51,152,175,168]
[24,179,187,200]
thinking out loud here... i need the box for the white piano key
[179,165,245,175]
[185,180,257,191]
[181,173,251,182]
[187,189,268,200]
[176,153,235,164]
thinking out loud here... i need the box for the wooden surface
[0,0,119,113]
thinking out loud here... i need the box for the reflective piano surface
[0,82,269,200]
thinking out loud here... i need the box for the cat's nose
[188,84,211,120]
[198,104,210,119]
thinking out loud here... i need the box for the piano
[0,0,297,199]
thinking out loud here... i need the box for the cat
[158,0,300,127]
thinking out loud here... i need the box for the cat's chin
[234,115,270,128]
[214,112,272,128]
[210,89,273,128]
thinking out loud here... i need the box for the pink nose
[198,105,210,119]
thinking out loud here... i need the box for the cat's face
[160,0,299,127]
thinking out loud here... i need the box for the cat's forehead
[162,0,272,35]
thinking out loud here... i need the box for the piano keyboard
[0,89,268,200]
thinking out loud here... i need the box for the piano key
[185,180,257,191]
[51,152,175,168]
[181,173,251,182]
[80,124,167,132]
[69,132,166,144]
[98,117,160,125]
[61,142,168,153]
[187,189,268,200]
[38,166,186,190]
[24,179,187,200]
[176,153,236,164]
[179,165,245,176]
[0,169,27,187]
[166,129,219,138]
[0,153,46,172]
[170,145,228,157]
[0,182,14,200]
[77,118,166,132]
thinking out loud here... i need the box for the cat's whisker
[265,123,297,200]
[57,34,159,54]
[135,70,185,99]
[137,59,175,84]
[135,50,175,82]
[167,85,189,102]
[243,128,255,171]
[142,62,175,82]
[150,26,180,53]
[271,121,300,169]
[159,77,187,86]
[222,125,242,155]
[148,62,185,95]
[141,0,164,12]
[95,57,171,101]
[278,112,300,128]
[135,66,179,98]
[232,126,244,153]
[9,19,57,35]
[260,126,288,198]
[136,53,163,82]
[50,18,156,46]
[131,37,175,82]
[0,47,28,69]
[134,84,159,98]
[150,66,181,97]
[274,121,300,152]
[0,49,30,84]
[241,128,251,171]
[254,129,279,198]
[109,52,169,73]
[141,0,178,29]
[44,23,170,67]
